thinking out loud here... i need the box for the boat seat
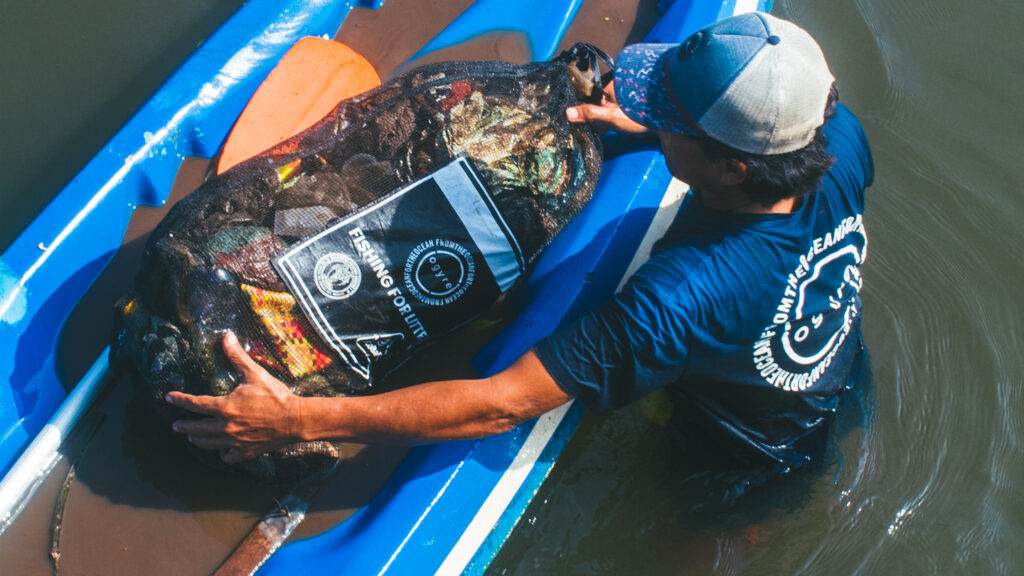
[216,37,381,174]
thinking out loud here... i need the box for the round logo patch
[404,239,475,306]
[314,252,361,300]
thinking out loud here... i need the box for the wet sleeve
[533,279,689,412]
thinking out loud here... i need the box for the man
[167,13,873,478]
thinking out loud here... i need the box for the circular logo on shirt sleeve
[314,253,362,300]
[404,239,475,306]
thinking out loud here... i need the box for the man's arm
[166,331,572,464]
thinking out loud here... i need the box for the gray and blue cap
[615,12,834,155]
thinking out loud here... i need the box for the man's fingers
[221,331,267,381]
[566,104,610,124]
[172,419,272,462]
[565,104,649,134]
[165,391,223,416]
[171,416,227,436]
[184,434,241,451]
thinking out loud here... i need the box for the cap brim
[614,43,703,135]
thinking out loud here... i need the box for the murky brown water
[489,1,1024,574]
[3,0,1024,574]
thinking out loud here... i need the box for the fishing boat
[0,0,772,573]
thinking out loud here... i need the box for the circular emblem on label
[314,253,361,300]
[404,239,475,306]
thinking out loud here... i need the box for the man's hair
[697,84,840,207]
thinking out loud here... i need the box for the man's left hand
[165,331,302,464]
[566,81,650,134]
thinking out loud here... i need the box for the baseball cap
[614,12,834,155]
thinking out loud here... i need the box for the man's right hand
[566,81,650,134]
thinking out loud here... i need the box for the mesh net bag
[112,43,610,484]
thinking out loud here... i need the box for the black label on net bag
[274,157,524,384]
